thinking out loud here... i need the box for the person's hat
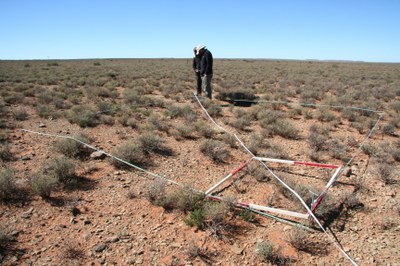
[196,44,206,55]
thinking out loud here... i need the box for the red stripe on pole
[310,190,328,212]
[207,195,221,201]
[238,202,250,207]
[294,161,340,169]
[231,160,251,175]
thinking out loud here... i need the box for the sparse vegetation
[44,156,76,185]
[54,135,90,158]
[287,228,327,255]
[0,144,13,162]
[375,162,396,185]
[0,226,11,250]
[67,105,100,127]
[184,200,231,238]
[255,241,289,264]
[138,132,173,156]
[186,240,203,260]
[0,168,16,202]
[200,139,230,163]
[184,208,206,229]
[62,240,85,263]
[239,209,256,222]
[112,141,148,168]
[31,174,58,198]
[1,59,400,265]
[13,107,28,120]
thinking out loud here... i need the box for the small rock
[20,155,31,161]
[83,219,92,225]
[106,236,120,243]
[152,224,162,231]
[21,208,34,219]
[170,242,180,248]
[136,249,144,255]
[39,123,46,128]
[231,245,243,255]
[11,230,20,236]
[90,151,106,160]
[93,243,107,253]
[386,190,396,197]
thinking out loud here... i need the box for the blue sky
[1,0,399,62]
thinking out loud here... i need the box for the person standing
[192,46,202,95]
[197,45,213,99]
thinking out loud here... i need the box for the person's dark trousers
[196,72,202,95]
[202,74,213,99]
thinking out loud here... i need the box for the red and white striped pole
[255,157,340,169]
[310,166,342,212]
[205,159,253,195]
[237,202,309,219]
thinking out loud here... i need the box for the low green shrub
[362,143,377,156]
[112,142,148,168]
[200,139,230,163]
[267,119,300,139]
[138,132,173,155]
[239,209,256,222]
[184,208,205,229]
[68,105,100,128]
[255,241,287,263]
[13,107,28,121]
[327,139,350,162]
[375,162,396,185]
[4,93,24,104]
[166,104,194,120]
[99,115,115,125]
[171,188,205,212]
[0,144,13,162]
[148,114,170,132]
[288,228,312,251]
[258,109,280,126]
[246,163,270,182]
[230,116,251,131]
[54,137,88,158]
[31,174,58,198]
[220,133,237,148]
[35,104,54,118]
[316,107,337,122]
[308,130,329,152]
[194,121,215,138]
[45,156,76,184]
[382,124,396,136]
[0,168,16,202]
[175,125,195,139]
[206,103,222,117]
[247,133,264,155]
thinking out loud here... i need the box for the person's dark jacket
[199,49,213,75]
[192,55,201,71]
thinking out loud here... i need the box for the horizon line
[1,57,399,64]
